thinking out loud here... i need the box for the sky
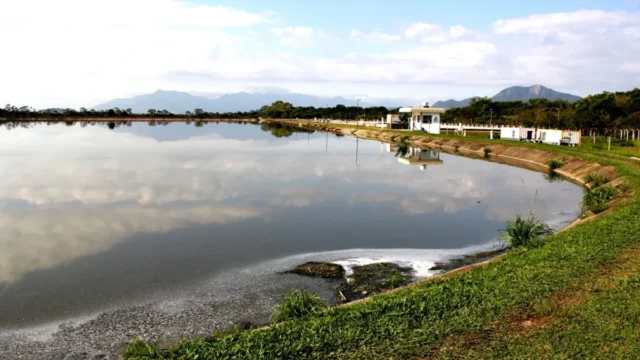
[1,0,640,108]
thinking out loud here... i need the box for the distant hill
[94,90,402,114]
[432,85,581,109]
[430,98,475,109]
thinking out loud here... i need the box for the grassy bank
[124,124,640,359]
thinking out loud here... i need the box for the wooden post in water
[608,136,611,151]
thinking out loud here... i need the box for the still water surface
[0,122,582,356]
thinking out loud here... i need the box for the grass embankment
[125,123,640,359]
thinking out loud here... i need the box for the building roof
[399,107,446,114]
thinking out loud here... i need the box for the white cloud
[404,23,440,38]
[493,10,638,35]
[270,26,335,47]
[350,30,401,42]
[0,0,270,108]
[402,23,474,43]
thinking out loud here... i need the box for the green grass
[123,123,640,360]
[270,290,328,325]
[432,272,640,359]
[385,274,408,289]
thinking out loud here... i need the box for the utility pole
[489,109,494,139]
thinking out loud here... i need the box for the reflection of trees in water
[543,172,565,183]
[260,123,315,138]
[0,120,259,131]
[394,139,411,158]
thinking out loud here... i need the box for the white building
[398,107,446,134]
[498,126,582,146]
[537,129,581,146]
[500,127,537,141]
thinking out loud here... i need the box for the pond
[0,122,583,358]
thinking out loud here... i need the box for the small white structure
[537,129,563,145]
[537,129,582,146]
[385,114,399,128]
[560,130,582,147]
[500,127,537,141]
[399,107,446,134]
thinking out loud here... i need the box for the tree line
[442,88,640,134]
[0,102,390,121]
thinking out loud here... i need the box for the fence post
[608,136,611,151]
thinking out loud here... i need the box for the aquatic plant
[270,290,328,325]
[501,211,554,248]
[546,159,565,171]
[581,186,616,214]
[584,172,609,187]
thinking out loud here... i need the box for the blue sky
[1,0,640,108]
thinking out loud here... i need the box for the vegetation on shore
[123,123,640,359]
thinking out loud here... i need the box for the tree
[398,112,410,129]
[147,109,157,117]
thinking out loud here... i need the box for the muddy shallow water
[0,122,583,359]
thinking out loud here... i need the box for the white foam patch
[230,241,501,282]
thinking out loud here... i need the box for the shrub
[270,290,328,325]
[483,147,492,157]
[584,172,609,188]
[581,186,616,214]
[501,211,554,248]
[547,159,565,171]
[454,144,460,152]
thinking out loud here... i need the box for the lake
[0,122,583,358]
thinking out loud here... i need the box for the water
[0,122,583,358]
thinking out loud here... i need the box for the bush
[547,159,565,171]
[454,144,460,152]
[584,172,609,188]
[501,211,554,248]
[483,147,493,157]
[270,290,328,325]
[581,186,616,214]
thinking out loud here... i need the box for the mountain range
[92,85,582,114]
[432,85,581,109]
[94,90,401,114]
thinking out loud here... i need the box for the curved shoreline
[259,120,627,308]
